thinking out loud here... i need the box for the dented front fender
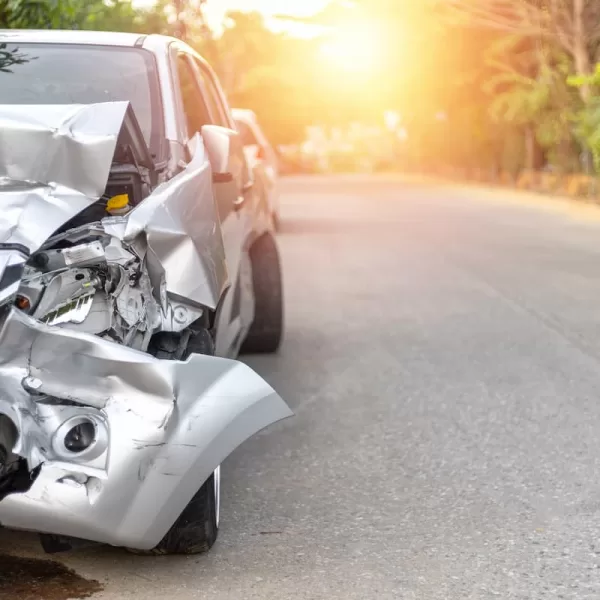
[0,308,292,550]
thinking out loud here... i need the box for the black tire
[149,329,214,361]
[149,468,219,555]
[240,232,283,354]
[129,328,220,556]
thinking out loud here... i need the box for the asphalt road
[3,175,600,599]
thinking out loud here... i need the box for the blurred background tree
[4,0,600,175]
[0,0,82,28]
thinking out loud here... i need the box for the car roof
[0,29,146,46]
[0,31,218,75]
[0,29,175,48]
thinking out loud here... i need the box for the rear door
[234,116,271,215]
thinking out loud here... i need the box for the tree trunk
[573,0,592,103]
[525,126,535,171]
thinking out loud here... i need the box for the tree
[568,65,600,171]
[203,11,323,144]
[481,32,578,170]
[0,0,82,29]
[82,0,143,33]
[0,0,147,31]
[443,0,600,102]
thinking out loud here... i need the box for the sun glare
[320,23,384,73]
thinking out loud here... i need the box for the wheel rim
[214,465,221,528]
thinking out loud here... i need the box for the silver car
[232,108,281,230]
[0,30,290,555]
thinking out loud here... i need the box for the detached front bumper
[0,308,292,550]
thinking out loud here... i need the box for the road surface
[3,175,600,599]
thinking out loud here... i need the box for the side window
[192,60,230,128]
[176,54,210,138]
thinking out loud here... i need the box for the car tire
[240,232,283,354]
[129,329,220,556]
[149,465,220,555]
[128,464,221,557]
[149,329,215,361]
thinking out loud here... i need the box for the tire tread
[241,233,284,354]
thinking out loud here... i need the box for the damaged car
[0,30,291,555]
[232,108,281,231]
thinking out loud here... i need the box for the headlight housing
[0,246,28,308]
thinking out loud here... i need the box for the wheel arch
[115,357,292,550]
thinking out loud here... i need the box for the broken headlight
[0,247,28,312]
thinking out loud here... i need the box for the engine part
[32,269,99,321]
[34,241,107,273]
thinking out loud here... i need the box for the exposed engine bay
[2,98,209,359]
[19,221,156,353]
[0,113,166,500]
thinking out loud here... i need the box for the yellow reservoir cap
[107,194,130,211]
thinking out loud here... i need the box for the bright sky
[200,1,385,72]
[131,0,330,36]
[132,0,329,27]
[204,0,329,35]
[203,0,329,20]
[132,0,387,74]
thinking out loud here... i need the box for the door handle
[213,172,234,184]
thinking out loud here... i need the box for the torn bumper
[0,308,292,550]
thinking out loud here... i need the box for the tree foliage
[424,0,600,172]
[0,0,81,28]
[5,0,600,172]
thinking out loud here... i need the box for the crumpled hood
[0,102,229,314]
[0,102,132,253]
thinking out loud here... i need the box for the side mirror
[201,124,240,182]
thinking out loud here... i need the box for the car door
[234,116,272,218]
[174,49,254,357]
[235,117,261,170]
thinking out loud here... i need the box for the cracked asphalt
[3,175,600,599]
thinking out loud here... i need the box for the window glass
[0,43,163,156]
[176,55,210,136]
[193,61,229,128]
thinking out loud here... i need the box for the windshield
[0,43,163,158]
